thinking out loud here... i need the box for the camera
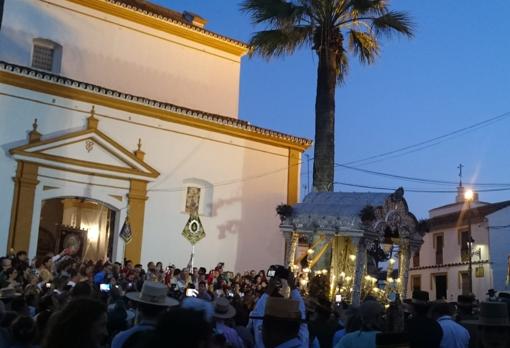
[100,283,111,292]
[45,282,51,289]
[335,294,342,303]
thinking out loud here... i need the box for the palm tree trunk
[313,47,337,192]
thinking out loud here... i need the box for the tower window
[31,39,62,73]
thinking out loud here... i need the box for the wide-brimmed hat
[126,281,178,307]
[463,302,510,327]
[411,290,430,305]
[212,297,236,319]
[457,294,475,307]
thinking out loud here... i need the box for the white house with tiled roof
[407,186,510,301]
[0,0,311,271]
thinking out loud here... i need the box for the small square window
[32,44,54,71]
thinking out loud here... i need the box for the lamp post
[464,189,474,294]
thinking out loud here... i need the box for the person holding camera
[248,266,309,348]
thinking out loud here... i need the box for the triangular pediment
[10,127,159,181]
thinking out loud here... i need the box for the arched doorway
[37,197,117,260]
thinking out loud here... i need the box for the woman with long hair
[42,298,107,348]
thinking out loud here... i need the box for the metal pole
[467,199,473,294]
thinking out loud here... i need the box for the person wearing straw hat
[111,281,178,348]
[212,297,245,348]
[249,268,309,348]
[260,297,303,348]
[462,302,510,348]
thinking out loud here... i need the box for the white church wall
[0,0,243,118]
[0,83,292,272]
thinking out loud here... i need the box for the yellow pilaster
[125,179,148,264]
[8,161,39,253]
[287,148,301,205]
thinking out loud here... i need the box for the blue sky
[155,0,510,218]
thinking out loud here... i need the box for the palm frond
[336,47,349,84]
[240,0,305,28]
[349,0,388,16]
[249,26,313,58]
[372,11,414,38]
[348,30,379,64]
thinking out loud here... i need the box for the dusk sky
[155,0,510,219]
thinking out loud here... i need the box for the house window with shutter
[459,229,470,262]
[434,233,444,265]
[413,250,420,268]
[411,275,421,291]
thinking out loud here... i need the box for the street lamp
[464,189,474,294]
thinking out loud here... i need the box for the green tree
[241,0,413,192]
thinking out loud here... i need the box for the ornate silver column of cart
[286,231,300,268]
[351,236,367,306]
[398,237,411,298]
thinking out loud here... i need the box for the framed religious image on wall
[475,266,484,278]
[56,224,87,259]
[185,186,201,214]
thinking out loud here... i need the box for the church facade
[0,0,311,271]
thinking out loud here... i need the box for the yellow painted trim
[0,71,311,151]
[65,0,248,57]
[287,149,301,205]
[0,91,290,158]
[125,179,148,264]
[8,161,39,253]
[10,127,160,178]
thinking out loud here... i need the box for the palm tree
[241,0,413,192]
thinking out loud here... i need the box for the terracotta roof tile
[104,0,248,48]
[428,200,510,230]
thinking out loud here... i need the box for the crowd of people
[0,248,509,348]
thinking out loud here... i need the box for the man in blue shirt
[430,302,469,348]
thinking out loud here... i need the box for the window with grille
[32,45,54,71]
[31,39,62,73]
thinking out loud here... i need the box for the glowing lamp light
[349,254,356,261]
[385,304,390,309]
[322,269,328,275]
[396,278,402,283]
[464,189,474,201]
[82,223,99,242]
[365,275,371,281]
[373,287,379,292]
[389,258,396,265]
[345,276,352,282]
[307,248,315,255]
[303,268,311,273]
[387,277,394,283]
